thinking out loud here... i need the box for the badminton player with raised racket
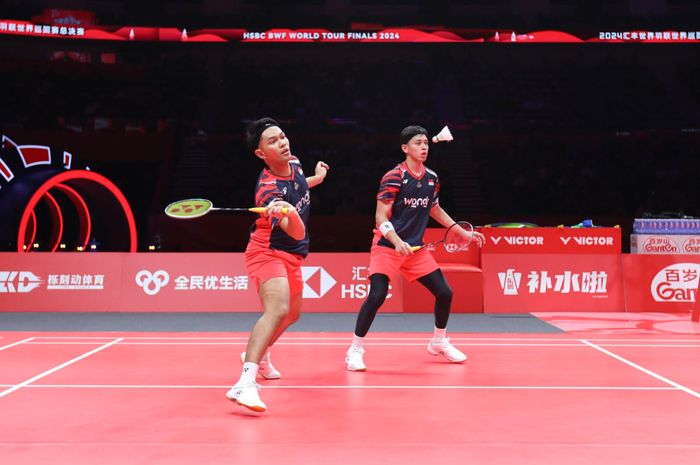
[345,125,484,371]
[227,118,329,412]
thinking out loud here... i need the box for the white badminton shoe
[240,351,281,380]
[345,345,367,371]
[226,381,266,412]
[427,337,467,362]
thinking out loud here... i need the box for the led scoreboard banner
[2,19,700,43]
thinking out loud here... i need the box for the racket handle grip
[249,207,289,215]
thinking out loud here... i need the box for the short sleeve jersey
[375,161,440,248]
[247,156,311,257]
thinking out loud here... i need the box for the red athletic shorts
[245,248,304,295]
[368,243,439,282]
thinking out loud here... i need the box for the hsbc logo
[490,236,543,246]
[135,270,170,296]
[301,266,336,298]
[0,271,42,293]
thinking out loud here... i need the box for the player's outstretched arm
[306,161,330,188]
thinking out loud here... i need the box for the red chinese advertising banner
[482,254,625,312]
[622,254,700,312]
[481,228,624,312]
[0,252,402,312]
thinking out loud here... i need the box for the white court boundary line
[0,383,678,391]
[581,339,700,399]
[18,340,700,348]
[0,338,123,399]
[26,335,700,342]
[22,341,588,347]
[0,337,34,351]
[0,441,697,448]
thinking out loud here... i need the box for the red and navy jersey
[375,161,440,249]
[247,156,311,257]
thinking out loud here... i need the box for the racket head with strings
[442,221,474,253]
[164,198,215,219]
[165,199,282,219]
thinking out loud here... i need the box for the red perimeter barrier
[1,240,698,319]
[622,254,700,313]
[0,252,402,312]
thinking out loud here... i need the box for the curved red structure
[17,170,137,253]
[41,191,63,252]
[24,210,37,251]
[54,182,92,249]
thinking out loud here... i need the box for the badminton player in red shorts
[345,125,484,371]
[227,118,329,412]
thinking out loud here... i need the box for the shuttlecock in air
[432,126,453,143]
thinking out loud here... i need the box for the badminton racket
[164,198,288,219]
[410,221,475,253]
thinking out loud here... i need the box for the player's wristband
[379,221,395,238]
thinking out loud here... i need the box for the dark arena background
[1,2,700,465]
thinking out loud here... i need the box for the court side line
[0,338,123,399]
[0,337,34,351]
[24,341,585,347]
[580,339,700,399]
[31,335,700,342]
[22,341,700,348]
[2,384,677,391]
[0,441,697,448]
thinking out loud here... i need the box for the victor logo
[491,236,544,245]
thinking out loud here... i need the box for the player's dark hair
[246,117,280,152]
[400,125,428,145]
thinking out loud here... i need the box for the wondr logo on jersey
[403,196,430,208]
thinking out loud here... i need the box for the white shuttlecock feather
[432,126,453,143]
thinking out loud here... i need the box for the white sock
[433,327,447,341]
[352,334,365,347]
[240,362,259,383]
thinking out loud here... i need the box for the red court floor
[1,314,700,465]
